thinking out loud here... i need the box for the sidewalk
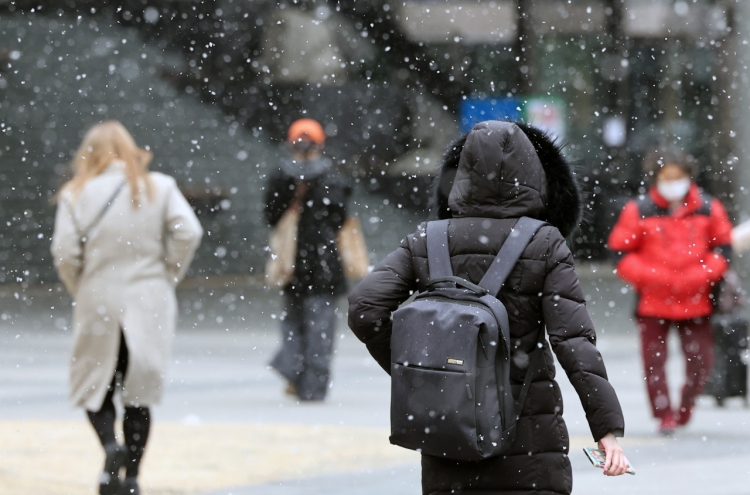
[0,268,749,494]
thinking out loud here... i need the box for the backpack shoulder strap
[695,192,712,217]
[514,329,547,416]
[636,195,663,218]
[426,220,453,280]
[478,217,546,296]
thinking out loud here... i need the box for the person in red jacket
[608,147,732,434]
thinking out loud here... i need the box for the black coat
[348,121,625,495]
[264,158,351,296]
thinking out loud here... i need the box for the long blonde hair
[59,121,153,202]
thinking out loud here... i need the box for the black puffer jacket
[265,158,351,296]
[348,121,624,495]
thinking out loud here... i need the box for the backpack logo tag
[447,358,464,365]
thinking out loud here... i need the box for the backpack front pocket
[390,363,482,461]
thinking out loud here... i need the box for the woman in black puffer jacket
[348,121,628,495]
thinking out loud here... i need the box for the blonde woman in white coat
[51,121,203,495]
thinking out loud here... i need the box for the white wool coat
[51,162,203,410]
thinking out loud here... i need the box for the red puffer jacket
[608,184,732,320]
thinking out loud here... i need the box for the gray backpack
[390,217,546,461]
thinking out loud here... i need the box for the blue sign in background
[459,97,523,132]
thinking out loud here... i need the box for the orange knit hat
[287,118,326,144]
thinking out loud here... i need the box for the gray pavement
[207,466,422,495]
[1,267,750,493]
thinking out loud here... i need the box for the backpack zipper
[397,363,474,400]
[417,296,495,318]
[399,363,465,373]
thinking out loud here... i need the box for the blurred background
[1,1,749,494]
[3,0,750,282]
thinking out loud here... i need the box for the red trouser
[637,316,715,419]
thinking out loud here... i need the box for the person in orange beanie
[264,118,352,401]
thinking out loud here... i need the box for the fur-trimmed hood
[429,121,582,238]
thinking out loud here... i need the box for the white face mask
[657,178,691,202]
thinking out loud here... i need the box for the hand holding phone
[583,447,635,475]
[595,432,633,476]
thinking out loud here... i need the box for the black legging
[86,331,151,478]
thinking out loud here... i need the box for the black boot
[120,477,140,495]
[99,442,127,495]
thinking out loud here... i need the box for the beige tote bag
[266,180,368,287]
[265,206,300,288]
[265,182,307,288]
[337,216,370,279]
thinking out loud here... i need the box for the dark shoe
[298,395,325,402]
[99,442,127,495]
[120,477,140,495]
[284,382,297,396]
[659,415,677,436]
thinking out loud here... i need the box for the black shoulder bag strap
[427,217,547,416]
[426,220,453,280]
[80,180,127,246]
[426,219,487,293]
[477,217,547,417]
[514,326,547,416]
[477,217,545,295]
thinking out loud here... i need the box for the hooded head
[429,121,582,238]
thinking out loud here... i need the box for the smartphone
[582,447,635,475]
